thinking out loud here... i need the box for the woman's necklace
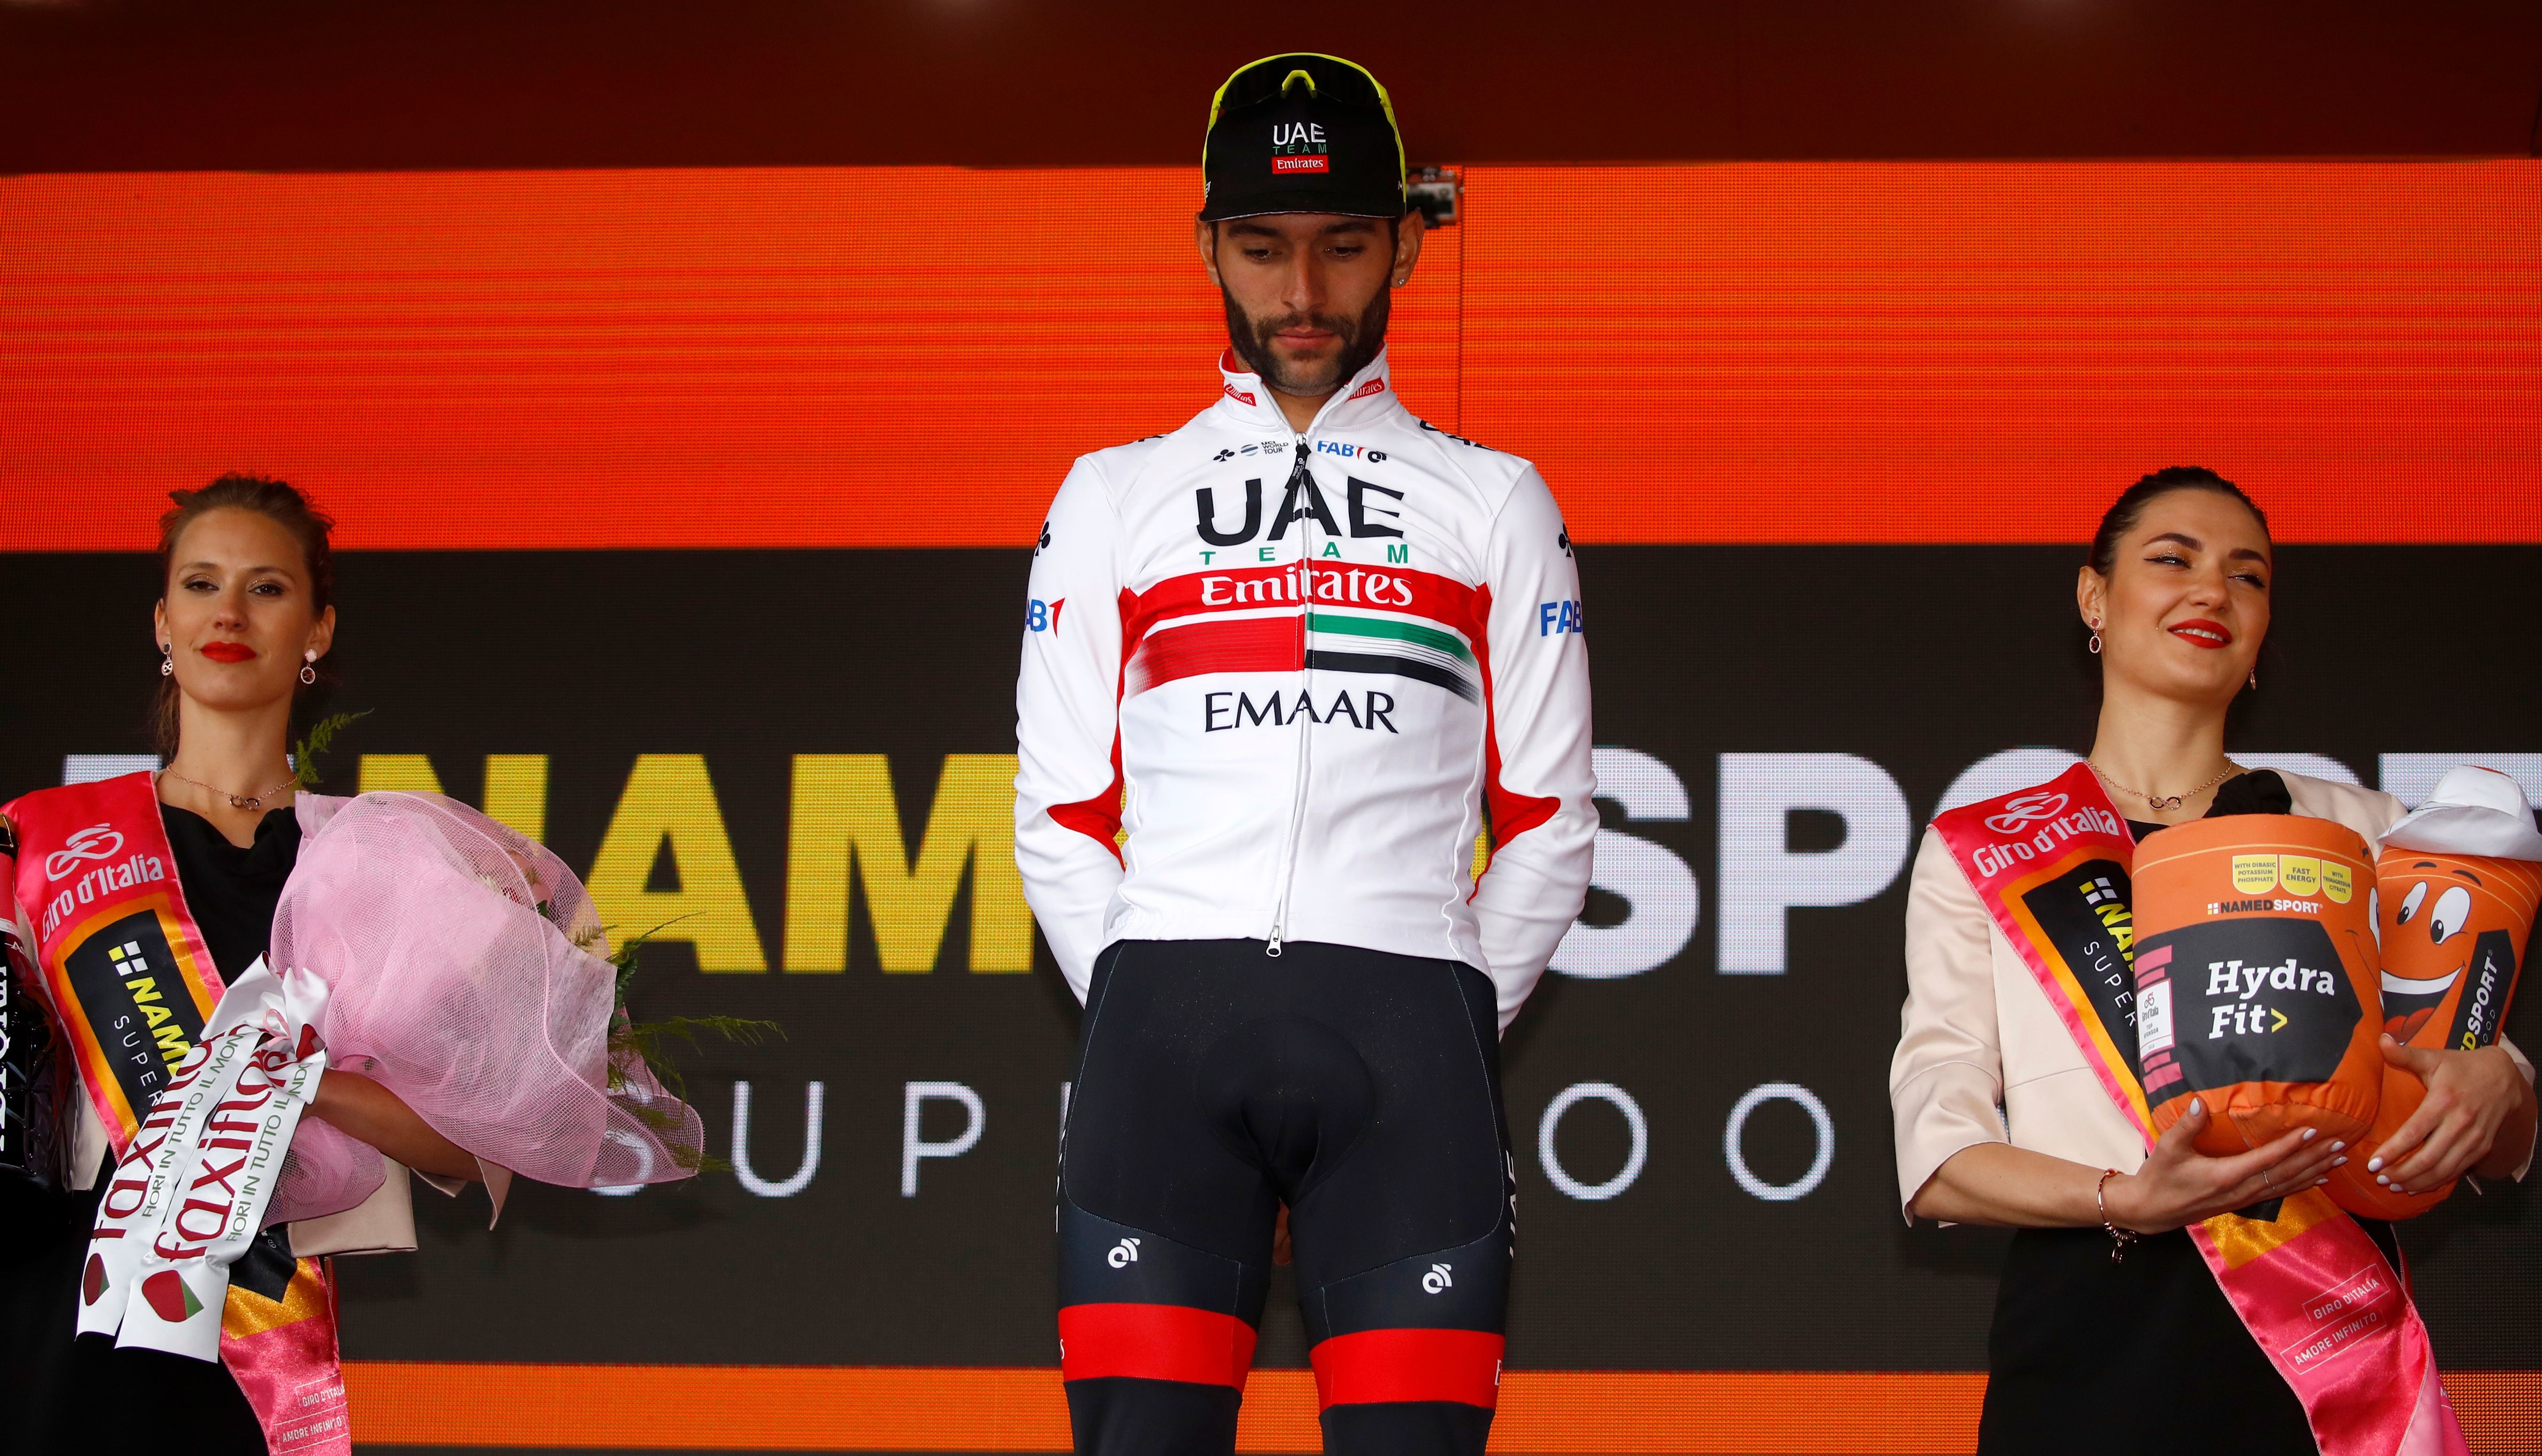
[165,768,299,813]
[2087,758,2241,813]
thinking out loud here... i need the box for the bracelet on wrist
[2096,1168,2139,1263]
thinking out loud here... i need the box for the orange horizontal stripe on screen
[3,163,2537,550]
[333,1363,2540,1452]
[338,1362,1992,1451]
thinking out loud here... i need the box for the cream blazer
[1891,770,2534,1219]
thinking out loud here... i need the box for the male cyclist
[1015,53,1594,1456]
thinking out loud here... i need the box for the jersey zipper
[1265,433,1314,957]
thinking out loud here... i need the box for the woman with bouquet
[2,476,701,1455]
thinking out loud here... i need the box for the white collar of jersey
[1213,347,1399,437]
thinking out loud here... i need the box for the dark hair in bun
[2087,466,2269,577]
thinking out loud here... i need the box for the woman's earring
[2086,620,2102,655]
[2248,667,2258,691]
[159,649,173,677]
[300,651,318,686]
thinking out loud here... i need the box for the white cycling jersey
[1014,349,1596,1030]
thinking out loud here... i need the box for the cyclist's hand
[2101,1097,2345,1233]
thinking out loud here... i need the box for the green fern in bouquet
[290,710,373,791]
[592,917,783,1174]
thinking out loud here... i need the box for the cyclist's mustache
[1249,311,1357,346]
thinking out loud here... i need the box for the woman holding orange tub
[1889,467,2535,1454]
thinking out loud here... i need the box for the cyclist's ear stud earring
[300,651,318,687]
[2087,620,2102,655]
[160,649,173,677]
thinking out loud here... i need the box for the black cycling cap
[1199,53,1407,223]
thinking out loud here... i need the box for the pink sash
[5,771,350,1456]
[1931,762,2465,1456]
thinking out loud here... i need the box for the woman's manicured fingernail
[2331,1142,2345,1152]
[2317,1178,2330,1186]
[2302,1128,2319,1142]
[2189,1098,2203,1115]
[2375,1174,2390,1185]
[2334,1156,2349,1166]
[2367,1156,2384,1172]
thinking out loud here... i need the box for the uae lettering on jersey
[1121,563,1483,703]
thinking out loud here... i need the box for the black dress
[1976,774,2399,1456]
[0,804,300,1456]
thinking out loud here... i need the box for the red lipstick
[198,641,257,664]
[2167,619,2233,650]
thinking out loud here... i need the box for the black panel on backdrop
[3,545,2537,1374]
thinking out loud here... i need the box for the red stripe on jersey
[1046,643,1127,861]
[1058,1303,1258,1389]
[1047,734,1125,864]
[1308,1327,1505,1410]
[1126,616,1301,696]
[1122,564,1486,657]
[1471,589,1561,889]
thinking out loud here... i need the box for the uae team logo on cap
[1199,53,1405,222]
[1271,120,1329,174]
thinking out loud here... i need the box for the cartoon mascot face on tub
[2379,857,2495,1044]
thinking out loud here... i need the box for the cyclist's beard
[1222,284,1391,401]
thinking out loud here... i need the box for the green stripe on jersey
[1306,612,1473,664]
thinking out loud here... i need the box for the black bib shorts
[1056,938,1515,1456]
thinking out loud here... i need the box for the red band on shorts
[1058,1303,1258,1389]
[1308,1327,1505,1410]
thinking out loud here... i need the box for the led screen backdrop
[4,162,2541,1455]
[9,162,2541,550]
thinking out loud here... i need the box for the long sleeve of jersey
[1472,468,1597,1031]
[1014,458,1127,1003]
